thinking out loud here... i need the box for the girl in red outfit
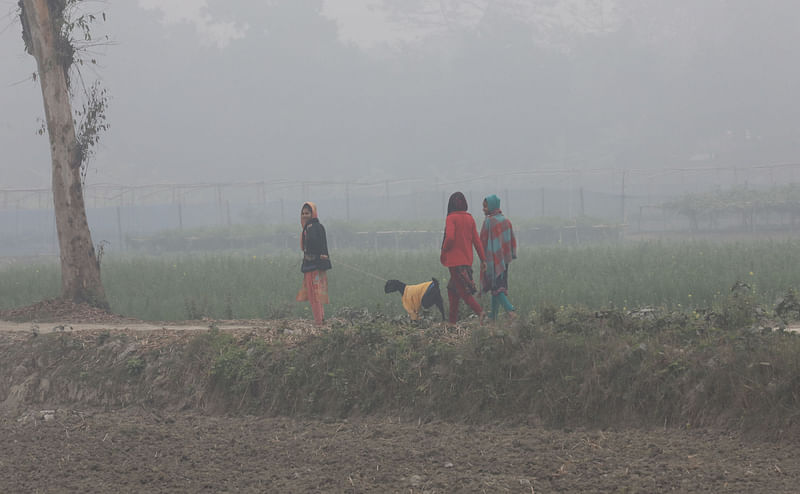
[440,192,487,325]
[296,202,331,326]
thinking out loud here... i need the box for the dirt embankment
[2,322,799,493]
[2,300,800,492]
[0,322,321,414]
[0,299,327,415]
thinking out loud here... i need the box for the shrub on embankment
[1,306,800,436]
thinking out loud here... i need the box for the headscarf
[447,191,468,214]
[481,194,507,241]
[484,194,501,215]
[300,201,318,250]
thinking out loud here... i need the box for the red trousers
[447,266,483,323]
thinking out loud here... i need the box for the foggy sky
[2,0,799,189]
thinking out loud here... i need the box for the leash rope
[335,260,388,283]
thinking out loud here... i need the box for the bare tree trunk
[21,0,108,308]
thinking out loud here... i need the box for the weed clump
[126,357,145,376]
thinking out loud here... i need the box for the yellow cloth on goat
[402,281,432,320]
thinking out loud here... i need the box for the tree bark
[21,0,108,308]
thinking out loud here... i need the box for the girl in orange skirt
[296,202,331,326]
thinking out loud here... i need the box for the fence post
[216,185,224,226]
[345,182,351,222]
[620,170,626,224]
[260,182,266,211]
[638,205,643,232]
[541,187,545,217]
[178,201,183,231]
[116,206,123,252]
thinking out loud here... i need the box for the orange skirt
[296,270,329,304]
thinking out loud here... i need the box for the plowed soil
[2,408,798,493]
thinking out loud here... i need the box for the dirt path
[0,296,324,337]
[1,319,798,344]
[0,320,260,334]
[3,296,799,335]
[1,408,798,493]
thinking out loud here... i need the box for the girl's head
[483,194,500,215]
[300,202,317,226]
[447,192,468,214]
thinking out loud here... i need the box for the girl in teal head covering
[480,194,517,321]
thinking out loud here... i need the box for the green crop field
[2,239,800,322]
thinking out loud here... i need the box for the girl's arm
[472,221,486,263]
[441,215,456,252]
[509,221,517,259]
[318,224,329,260]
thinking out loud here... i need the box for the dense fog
[2,0,798,190]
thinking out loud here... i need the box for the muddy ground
[1,301,799,493]
[1,408,798,493]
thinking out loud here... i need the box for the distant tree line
[664,185,800,232]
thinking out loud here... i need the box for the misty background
[2,0,800,255]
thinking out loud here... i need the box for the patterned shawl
[480,194,516,293]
